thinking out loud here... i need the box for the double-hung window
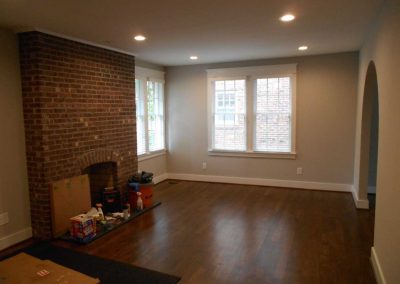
[207,64,296,158]
[213,79,246,151]
[135,67,165,159]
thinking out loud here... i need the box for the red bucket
[140,183,153,208]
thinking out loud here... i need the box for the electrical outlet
[0,212,9,226]
[296,167,303,175]
[202,162,207,170]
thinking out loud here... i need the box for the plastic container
[129,190,138,210]
[140,183,153,208]
[70,214,96,241]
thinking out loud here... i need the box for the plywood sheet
[50,174,91,237]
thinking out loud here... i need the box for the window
[135,67,165,158]
[213,79,246,151]
[135,79,146,155]
[147,80,165,152]
[207,64,296,158]
[255,77,292,152]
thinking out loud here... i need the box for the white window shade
[255,77,292,152]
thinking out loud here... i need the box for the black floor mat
[1,242,181,284]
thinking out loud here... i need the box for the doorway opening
[359,61,379,211]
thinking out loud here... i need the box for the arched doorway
[358,61,379,209]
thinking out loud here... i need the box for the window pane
[255,77,291,152]
[147,81,165,152]
[213,79,246,151]
[135,79,146,155]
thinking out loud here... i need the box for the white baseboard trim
[351,186,370,209]
[167,173,352,192]
[371,247,387,284]
[0,227,32,251]
[153,173,169,184]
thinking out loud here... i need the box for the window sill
[138,150,167,162]
[208,150,296,159]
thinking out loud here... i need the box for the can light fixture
[298,45,308,51]
[190,56,198,60]
[134,35,146,41]
[280,14,295,22]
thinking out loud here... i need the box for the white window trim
[207,64,297,158]
[206,64,296,78]
[208,150,296,159]
[136,66,165,81]
[138,149,167,162]
[135,66,166,158]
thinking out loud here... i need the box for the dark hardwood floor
[50,181,376,284]
[0,181,375,283]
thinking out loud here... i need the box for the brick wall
[19,31,137,239]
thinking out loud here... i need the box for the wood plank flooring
[52,180,376,284]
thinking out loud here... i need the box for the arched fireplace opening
[82,162,118,207]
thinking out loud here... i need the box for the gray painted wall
[166,52,359,185]
[354,1,400,282]
[0,28,31,248]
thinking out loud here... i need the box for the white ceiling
[0,0,383,66]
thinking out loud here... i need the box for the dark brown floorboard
[11,181,378,283]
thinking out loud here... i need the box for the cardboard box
[70,214,96,240]
[0,253,100,283]
[50,174,91,237]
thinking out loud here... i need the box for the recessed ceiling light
[280,14,295,22]
[298,45,308,51]
[134,35,146,41]
[190,56,198,60]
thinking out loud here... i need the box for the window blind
[255,77,291,152]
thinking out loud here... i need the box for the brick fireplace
[19,32,137,239]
